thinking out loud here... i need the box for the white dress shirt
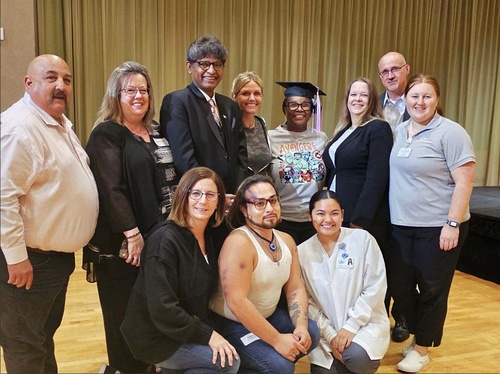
[1,93,99,264]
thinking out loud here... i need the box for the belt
[27,246,49,254]
[27,247,71,256]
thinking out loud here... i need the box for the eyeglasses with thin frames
[379,64,407,78]
[246,195,281,210]
[284,102,313,112]
[120,88,150,97]
[195,60,225,71]
[189,190,219,202]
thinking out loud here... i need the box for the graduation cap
[276,81,326,98]
[276,81,326,131]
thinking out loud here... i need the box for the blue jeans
[0,250,75,374]
[211,308,320,374]
[156,343,240,373]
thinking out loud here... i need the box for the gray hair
[186,35,228,63]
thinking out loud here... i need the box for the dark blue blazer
[160,83,247,193]
[323,119,392,243]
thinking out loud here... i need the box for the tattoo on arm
[288,292,306,325]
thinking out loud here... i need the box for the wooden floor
[2,251,499,373]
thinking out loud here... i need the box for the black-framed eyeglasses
[379,64,407,78]
[120,88,150,97]
[189,190,219,202]
[195,60,225,71]
[246,195,281,210]
[284,101,312,112]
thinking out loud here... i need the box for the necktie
[383,101,403,134]
[209,98,221,127]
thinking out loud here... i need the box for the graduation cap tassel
[314,87,322,132]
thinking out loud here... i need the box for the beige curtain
[36,0,499,186]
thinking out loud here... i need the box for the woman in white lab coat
[297,190,390,373]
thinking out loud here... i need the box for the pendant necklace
[248,226,281,265]
[248,226,277,251]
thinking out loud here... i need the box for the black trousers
[276,219,316,245]
[95,259,149,373]
[390,221,469,347]
[0,250,74,374]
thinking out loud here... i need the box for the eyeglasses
[120,88,150,97]
[285,101,312,112]
[246,195,281,210]
[195,61,225,71]
[379,64,407,78]
[189,190,219,202]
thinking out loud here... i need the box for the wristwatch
[446,219,460,228]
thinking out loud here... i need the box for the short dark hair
[186,35,228,63]
[308,190,343,214]
[168,167,226,228]
[226,175,278,230]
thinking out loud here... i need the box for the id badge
[338,257,354,269]
[397,147,412,158]
[153,137,169,147]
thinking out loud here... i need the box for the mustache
[52,90,67,101]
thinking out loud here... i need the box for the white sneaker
[397,349,429,373]
[402,336,416,357]
[98,363,108,374]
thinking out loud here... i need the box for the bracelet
[126,235,142,244]
[125,231,141,239]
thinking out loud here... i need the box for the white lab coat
[297,228,390,369]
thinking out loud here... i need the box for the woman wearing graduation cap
[268,82,328,245]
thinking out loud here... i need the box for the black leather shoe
[392,319,410,342]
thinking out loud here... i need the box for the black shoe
[392,319,410,342]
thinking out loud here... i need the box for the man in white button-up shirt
[0,54,98,373]
[377,51,411,344]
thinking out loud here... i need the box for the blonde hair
[333,77,383,136]
[94,61,155,130]
[231,71,264,98]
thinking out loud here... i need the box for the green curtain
[36,0,500,186]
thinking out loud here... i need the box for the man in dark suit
[160,34,247,195]
[378,51,411,134]
[377,51,411,343]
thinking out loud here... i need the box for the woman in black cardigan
[85,61,178,373]
[121,167,239,373]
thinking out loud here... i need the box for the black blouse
[86,120,178,255]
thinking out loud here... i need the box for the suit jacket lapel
[205,109,226,147]
[188,83,226,148]
[336,125,361,154]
